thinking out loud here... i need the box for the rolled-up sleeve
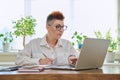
[15,41,40,66]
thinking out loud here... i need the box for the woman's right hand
[39,58,54,65]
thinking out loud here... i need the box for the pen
[42,53,48,58]
[41,53,55,64]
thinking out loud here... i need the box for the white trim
[24,0,31,16]
[0,62,15,66]
[103,63,120,66]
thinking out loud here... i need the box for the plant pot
[118,44,120,52]
[104,52,115,63]
[3,43,10,52]
[115,51,120,62]
[78,44,82,49]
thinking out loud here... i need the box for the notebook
[45,38,110,70]
[0,66,22,72]
[18,65,44,72]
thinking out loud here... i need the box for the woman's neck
[46,34,58,48]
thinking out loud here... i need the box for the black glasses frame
[55,24,67,31]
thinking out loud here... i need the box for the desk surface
[0,66,120,80]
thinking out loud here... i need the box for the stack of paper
[18,65,44,72]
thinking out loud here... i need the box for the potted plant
[94,29,117,63]
[0,31,13,52]
[71,31,87,49]
[115,27,120,62]
[12,16,37,48]
[94,29,117,52]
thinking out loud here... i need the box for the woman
[15,11,78,66]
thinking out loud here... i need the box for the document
[18,65,47,72]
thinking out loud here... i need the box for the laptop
[45,38,110,70]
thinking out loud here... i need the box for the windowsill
[103,62,120,66]
[0,62,120,66]
[0,51,120,66]
[0,52,17,62]
[0,62,15,66]
[0,49,18,53]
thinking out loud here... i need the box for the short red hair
[46,11,64,24]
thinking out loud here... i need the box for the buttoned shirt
[15,35,78,66]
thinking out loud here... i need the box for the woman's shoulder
[60,38,71,44]
[29,37,42,43]
[31,37,41,41]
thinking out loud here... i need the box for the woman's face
[47,19,64,40]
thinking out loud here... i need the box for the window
[0,0,24,50]
[74,0,117,38]
[31,0,71,39]
[31,0,117,48]
[0,0,118,50]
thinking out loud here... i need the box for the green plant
[12,16,37,47]
[71,31,87,48]
[94,29,117,52]
[0,31,13,44]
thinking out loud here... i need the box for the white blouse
[15,36,79,66]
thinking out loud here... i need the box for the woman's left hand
[68,56,78,65]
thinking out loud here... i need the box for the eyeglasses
[55,24,67,31]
